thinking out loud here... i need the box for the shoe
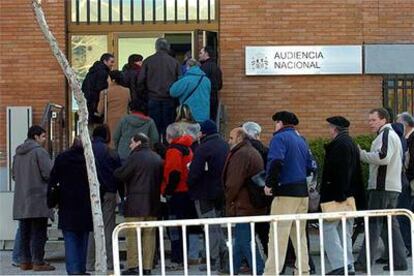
[188,258,201,265]
[353,262,367,273]
[375,257,388,264]
[327,265,354,275]
[20,263,33,270]
[166,262,183,271]
[143,269,151,275]
[33,262,55,271]
[11,262,20,267]
[122,267,140,275]
[383,264,408,271]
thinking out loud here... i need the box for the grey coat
[114,146,163,217]
[13,139,53,220]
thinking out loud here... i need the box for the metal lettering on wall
[245,46,362,76]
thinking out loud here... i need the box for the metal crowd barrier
[112,209,414,276]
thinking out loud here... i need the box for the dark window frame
[383,75,414,119]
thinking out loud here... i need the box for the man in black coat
[114,133,163,275]
[188,120,229,271]
[47,138,93,275]
[320,116,365,275]
[82,53,115,124]
[199,46,223,121]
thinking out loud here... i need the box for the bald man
[223,127,266,274]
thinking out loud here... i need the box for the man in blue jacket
[86,125,123,271]
[170,59,211,122]
[263,111,312,275]
[188,120,229,271]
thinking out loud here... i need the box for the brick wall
[219,0,414,142]
[0,0,66,167]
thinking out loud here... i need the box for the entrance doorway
[115,31,217,69]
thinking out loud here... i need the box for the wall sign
[245,46,362,76]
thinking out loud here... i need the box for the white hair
[166,123,184,141]
[242,121,262,139]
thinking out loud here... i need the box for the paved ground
[1,232,412,275]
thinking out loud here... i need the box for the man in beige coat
[98,70,130,146]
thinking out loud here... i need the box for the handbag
[320,197,356,221]
[47,182,60,209]
[307,173,320,213]
[247,170,271,209]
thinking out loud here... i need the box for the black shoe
[375,258,388,264]
[121,267,140,275]
[383,264,408,271]
[353,262,367,273]
[143,269,151,275]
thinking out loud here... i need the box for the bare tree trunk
[31,0,107,273]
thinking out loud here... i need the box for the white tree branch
[31,0,107,272]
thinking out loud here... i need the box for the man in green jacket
[113,100,159,161]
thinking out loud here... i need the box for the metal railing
[112,209,414,276]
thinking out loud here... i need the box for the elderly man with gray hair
[170,58,211,122]
[137,38,181,141]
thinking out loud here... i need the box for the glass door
[115,33,163,70]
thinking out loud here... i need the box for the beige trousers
[264,196,310,275]
[125,217,157,270]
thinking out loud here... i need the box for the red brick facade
[219,0,414,141]
[0,0,66,167]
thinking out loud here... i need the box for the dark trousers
[63,230,89,275]
[148,98,176,141]
[19,218,48,265]
[397,182,413,252]
[167,192,193,263]
[357,190,407,267]
[210,91,219,121]
[256,222,270,256]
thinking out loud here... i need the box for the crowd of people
[10,36,414,276]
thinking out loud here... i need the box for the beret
[326,116,350,128]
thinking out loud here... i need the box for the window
[70,35,108,110]
[70,0,216,23]
[383,75,414,119]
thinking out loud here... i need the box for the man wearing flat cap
[263,111,313,275]
[319,116,365,275]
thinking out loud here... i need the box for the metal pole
[205,224,211,276]
[182,225,188,276]
[112,229,121,276]
[227,223,234,276]
[295,220,302,274]
[273,221,279,275]
[319,218,325,275]
[159,226,166,276]
[364,216,371,275]
[250,222,257,276]
[387,215,394,276]
[341,217,348,276]
[137,227,143,276]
